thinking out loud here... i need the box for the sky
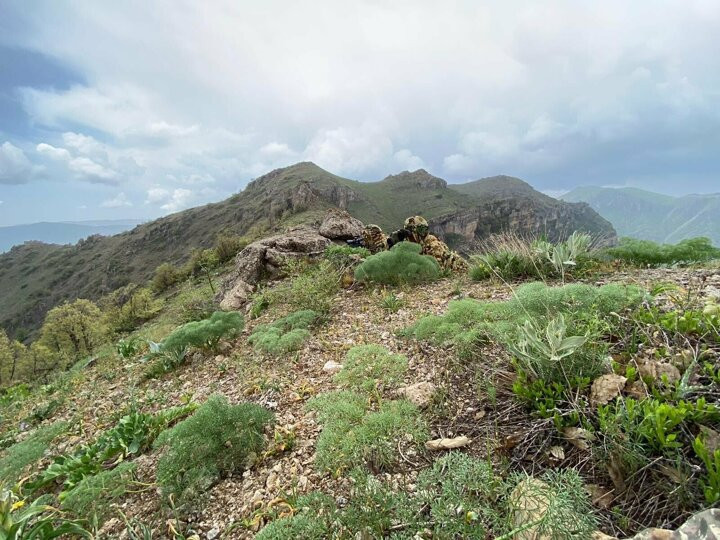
[0,1,719,226]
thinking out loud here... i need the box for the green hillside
[562,186,720,244]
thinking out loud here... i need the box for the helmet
[404,216,429,239]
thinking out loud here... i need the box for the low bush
[603,237,720,267]
[335,345,408,395]
[260,260,341,314]
[354,242,440,286]
[152,263,183,293]
[214,234,248,264]
[62,461,137,525]
[0,421,68,484]
[116,337,143,359]
[162,311,244,355]
[249,310,319,355]
[379,291,404,312]
[323,245,370,269]
[155,395,273,505]
[104,286,163,333]
[307,391,427,473]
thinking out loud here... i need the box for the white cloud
[68,157,118,183]
[36,142,72,160]
[62,132,106,158]
[393,149,425,171]
[160,188,194,212]
[145,187,170,204]
[0,142,34,184]
[100,192,132,208]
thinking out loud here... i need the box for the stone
[590,374,627,407]
[206,528,220,540]
[563,426,595,451]
[637,360,681,385]
[509,478,552,540]
[218,280,254,310]
[318,209,364,240]
[398,381,436,408]
[425,436,472,450]
[322,360,343,374]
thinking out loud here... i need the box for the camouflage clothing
[403,216,469,272]
[362,224,388,254]
[630,509,720,539]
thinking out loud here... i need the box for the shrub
[0,421,68,484]
[379,291,404,312]
[354,242,440,286]
[214,234,248,264]
[335,345,408,395]
[255,493,335,540]
[62,461,137,525]
[155,395,273,505]
[603,237,720,267]
[162,311,244,355]
[116,337,143,359]
[323,245,370,269]
[152,263,182,293]
[261,260,341,314]
[248,310,318,355]
[307,391,427,473]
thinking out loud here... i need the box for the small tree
[39,299,106,367]
[152,263,182,293]
[187,249,220,293]
[214,234,247,264]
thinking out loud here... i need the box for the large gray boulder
[318,209,364,240]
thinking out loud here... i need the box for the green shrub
[354,242,440,286]
[693,435,720,505]
[155,395,273,505]
[255,493,336,540]
[152,263,182,293]
[262,260,341,313]
[248,310,319,355]
[603,237,720,266]
[335,345,408,395]
[405,282,644,357]
[214,234,248,264]
[162,311,244,355]
[0,421,68,484]
[116,337,143,359]
[62,461,137,525]
[323,245,370,269]
[307,391,427,473]
[379,291,404,313]
[0,488,91,538]
[104,286,163,333]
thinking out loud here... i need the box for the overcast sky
[1,1,719,225]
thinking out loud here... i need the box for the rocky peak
[381,169,448,190]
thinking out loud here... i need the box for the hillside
[562,186,720,244]
[0,162,614,336]
[0,220,144,253]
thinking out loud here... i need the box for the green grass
[602,237,720,266]
[248,310,319,355]
[334,345,408,394]
[0,421,68,484]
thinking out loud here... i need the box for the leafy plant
[354,242,440,286]
[603,236,720,267]
[117,337,143,359]
[379,291,404,313]
[152,262,183,293]
[692,436,720,505]
[248,310,318,355]
[323,245,369,269]
[155,395,273,505]
[307,391,427,474]
[261,259,341,314]
[0,487,91,539]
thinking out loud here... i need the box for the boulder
[398,381,436,408]
[219,280,254,311]
[318,209,364,240]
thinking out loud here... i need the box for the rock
[398,382,436,408]
[700,426,720,454]
[509,478,552,540]
[625,380,648,400]
[563,426,595,451]
[219,280,254,310]
[637,360,681,385]
[425,436,472,450]
[585,484,614,509]
[590,374,627,407]
[630,529,674,540]
[322,360,343,374]
[217,226,332,308]
[318,209,364,240]
[206,527,220,540]
[591,532,618,540]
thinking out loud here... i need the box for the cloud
[145,187,169,204]
[36,142,71,160]
[0,142,34,184]
[68,156,118,183]
[100,192,132,208]
[160,188,194,212]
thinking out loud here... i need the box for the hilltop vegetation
[0,230,718,538]
[0,162,614,337]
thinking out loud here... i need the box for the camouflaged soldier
[630,508,720,539]
[403,216,468,272]
[361,224,388,254]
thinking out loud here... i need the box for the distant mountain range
[561,186,720,245]
[0,219,144,253]
[0,162,614,336]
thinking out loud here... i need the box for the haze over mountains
[562,187,720,245]
[0,162,613,336]
[0,219,143,253]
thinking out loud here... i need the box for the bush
[0,421,68,484]
[323,245,370,269]
[354,242,440,286]
[62,461,137,525]
[185,248,220,277]
[155,395,273,504]
[249,310,318,355]
[603,237,720,267]
[162,311,244,355]
[261,260,341,314]
[335,345,408,395]
[152,263,182,293]
[214,234,248,264]
[307,391,427,473]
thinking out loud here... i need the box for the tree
[0,329,12,385]
[152,263,182,293]
[39,299,106,367]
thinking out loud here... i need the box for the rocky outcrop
[217,209,363,310]
[318,209,364,240]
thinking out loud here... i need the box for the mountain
[0,220,144,253]
[561,186,720,244]
[0,162,615,336]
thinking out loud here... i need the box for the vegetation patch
[248,310,319,355]
[354,242,440,286]
[0,421,68,484]
[256,260,341,314]
[335,344,408,395]
[602,237,720,267]
[155,395,273,505]
[307,391,427,474]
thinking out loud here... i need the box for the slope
[0,220,144,253]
